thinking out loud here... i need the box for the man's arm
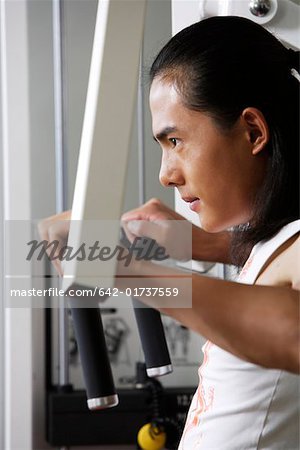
[124,273,299,373]
[117,237,300,374]
[192,224,233,264]
[163,274,299,373]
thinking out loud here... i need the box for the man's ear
[241,107,269,155]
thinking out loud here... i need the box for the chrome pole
[52,0,69,392]
[137,50,146,205]
[137,49,145,364]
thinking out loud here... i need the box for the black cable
[136,363,183,450]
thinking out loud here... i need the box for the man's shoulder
[255,233,299,289]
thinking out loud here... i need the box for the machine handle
[120,228,173,377]
[70,306,118,410]
[132,299,172,377]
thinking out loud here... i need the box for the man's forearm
[162,274,300,373]
[192,226,233,264]
[116,254,299,373]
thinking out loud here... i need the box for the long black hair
[150,16,300,265]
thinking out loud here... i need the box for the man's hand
[122,198,192,261]
[122,198,232,264]
[37,210,71,276]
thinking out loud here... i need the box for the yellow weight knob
[137,422,167,450]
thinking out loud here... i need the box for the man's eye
[169,138,178,147]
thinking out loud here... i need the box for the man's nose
[159,155,184,188]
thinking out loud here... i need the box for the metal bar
[52,0,69,390]
[137,47,146,363]
[0,3,6,447]
[137,50,146,205]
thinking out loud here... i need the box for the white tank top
[178,220,300,450]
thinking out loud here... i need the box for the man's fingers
[126,220,163,243]
[37,215,71,277]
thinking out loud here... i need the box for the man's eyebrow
[153,126,178,142]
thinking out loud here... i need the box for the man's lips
[182,197,201,212]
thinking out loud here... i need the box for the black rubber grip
[70,307,116,400]
[120,227,172,374]
[132,298,172,370]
